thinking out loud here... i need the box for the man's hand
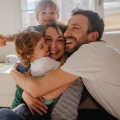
[0,34,6,47]
[22,91,48,115]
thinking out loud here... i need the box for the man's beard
[66,43,80,56]
[65,35,88,56]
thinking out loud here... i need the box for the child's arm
[0,34,14,47]
[43,82,74,100]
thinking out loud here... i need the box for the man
[6,8,120,119]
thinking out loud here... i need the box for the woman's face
[44,27,65,60]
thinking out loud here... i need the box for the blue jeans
[14,103,52,120]
[0,103,52,120]
[0,108,25,120]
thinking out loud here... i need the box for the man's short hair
[71,8,104,41]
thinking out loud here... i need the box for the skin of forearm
[43,82,74,100]
[11,68,78,97]
[4,34,14,42]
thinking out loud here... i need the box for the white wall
[102,32,120,50]
[0,0,22,62]
[0,0,22,34]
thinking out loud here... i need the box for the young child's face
[36,6,58,26]
[32,37,49,60]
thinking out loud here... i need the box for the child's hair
[15,30,43,66]
[43,21,66,39]
[35,0,59,17]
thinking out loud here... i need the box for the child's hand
[0,34,6,47]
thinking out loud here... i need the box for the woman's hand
[22,91,48,115]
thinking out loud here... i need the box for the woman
[17,23,68,120]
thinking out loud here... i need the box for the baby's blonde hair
[15,30,43,66]
[35,0,59,17]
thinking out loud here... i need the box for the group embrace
[0,0,120,120]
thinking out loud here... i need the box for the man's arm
[43,82,74,100]
[10,63,78,98]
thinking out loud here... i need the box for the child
[16,0,60,75]
[0,0,59,45]
[13,29,73,120]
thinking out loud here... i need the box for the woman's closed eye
[45,38,52,41]
[40,44,44,49]
[45,37,52,42]
[57,39,64,43]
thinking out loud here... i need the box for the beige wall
[0,0,22,62]
[0,0,22,34]
[102,32,120,50]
